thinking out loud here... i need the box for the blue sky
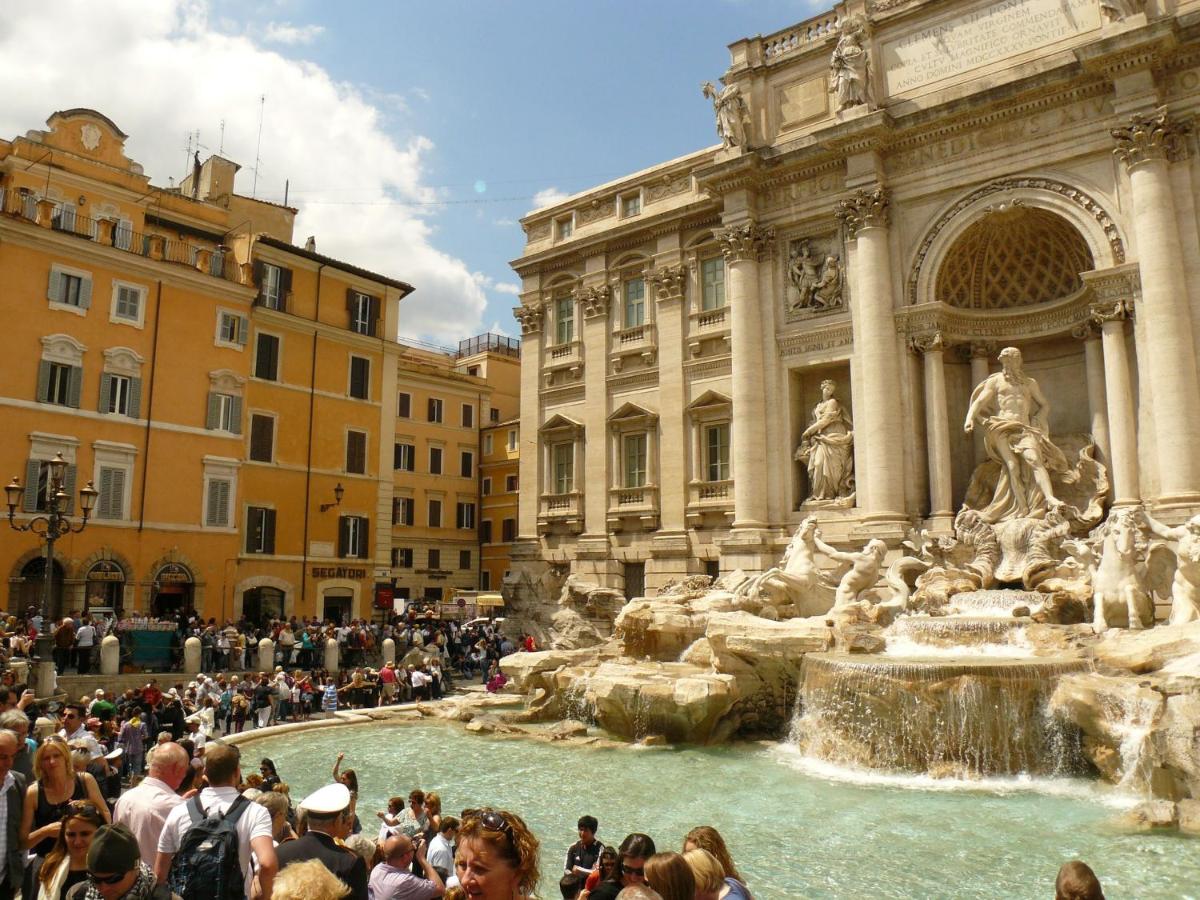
[6,1,824,344]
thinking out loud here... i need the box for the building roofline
[255,234,415,296]
[49,109,128,140]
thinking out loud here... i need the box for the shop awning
[476,593,505,608]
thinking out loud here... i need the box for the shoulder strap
[221,793,251,825]
[186,795,207,825]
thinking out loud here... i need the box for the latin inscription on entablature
[886,95,1111,176]
[762,172,840,211]
[882,0,1100,95]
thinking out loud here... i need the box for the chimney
[304,235,316,252]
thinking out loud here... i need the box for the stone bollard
[99,635,120,676]
[382,638,396,666]
[184,637,201,674]
[258,638,274,673]
[325,638,339,673]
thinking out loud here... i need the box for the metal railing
[0,187,244,284]
[458,332,521,358]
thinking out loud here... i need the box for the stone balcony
[606,484,660,531]
[688,307,731,356]
[537,491,583,533]
[611,322,657,372]
[543,339,583,385]
[685,479,735,527]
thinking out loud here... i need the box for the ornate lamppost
[4,453,98,695]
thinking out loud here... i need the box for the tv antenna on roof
[252,95,266,198]
[218,119,225,156]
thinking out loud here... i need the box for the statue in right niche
[796,379,855,503]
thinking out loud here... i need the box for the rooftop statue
[701,80,751,150]
[829,15,874,113]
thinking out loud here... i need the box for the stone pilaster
[912,331,952,522]
[1072,322,1112,483]
[967,342,993,465]
[837,187,905,524]
[1113,109,1200,505]
[1091,297,1141,504]
[514,302,544,541]
[649,264,687,536]
[716,221,774,531]
[577,284,612,538]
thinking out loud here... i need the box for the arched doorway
[321,588,353,625]
[84,561,125,612]
[17,557,64,620]
[243,587,285,626]
[151,563,194,618]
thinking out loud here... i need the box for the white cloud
[0,1,487,344]
[492,217,517,226]
[262,21,324,45]
[493,282,520,295]
[532,187,569,209]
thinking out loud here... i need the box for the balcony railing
[686,479,735,527]
[0,187,244,284]
[606,484,659,531]
[458,333,521,359]
[537,491,583,533]
[761,11,840,61]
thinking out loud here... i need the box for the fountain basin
[794,652,1090,777]
[887,615,1029,648]
[947,589,1044,616]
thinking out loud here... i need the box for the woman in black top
[259,758,282,791]
[26,801,105,900]
[588,833,656,900]
[20,739,109,856]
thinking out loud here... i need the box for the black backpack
[167,794,251,900]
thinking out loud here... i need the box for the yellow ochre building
[0,108,516,625]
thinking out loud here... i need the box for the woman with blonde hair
[20,739,109,856]
[644,852,694,900]
[448,807,540,900]
[423,790,443,837]
[681,827,751,899]
[272,858,349,900]
[683,849,725,900]
[28,800,105,900]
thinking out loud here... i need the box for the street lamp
[319,482,345,513]
[5,453,99,695]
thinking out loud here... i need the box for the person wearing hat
[379,661,398,705]
[69,823,177,900]
[275,782,368,900]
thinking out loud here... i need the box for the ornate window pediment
[539,414,583,439]
[608,402,658,431]
[687,390,731,415]
[208,368,246,395]
[40,334,86,365]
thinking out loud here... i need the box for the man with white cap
[275,782,368,900]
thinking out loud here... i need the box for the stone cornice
[1074,16,1180,77]
[1081,263,1142,325]
[895,286,1100,343]
[777,320,854,358]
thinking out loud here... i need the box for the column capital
[1071,321,1101,341]
[1111,107,1191,171]
[512,303,544,335]
[836,186,889,238]
[716,222,774,263]
[909,330,945,355]
[648,264,686,303]
[575,285,610,319]
[1090,297,1134,326]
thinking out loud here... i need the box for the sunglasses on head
[88,872,126,885]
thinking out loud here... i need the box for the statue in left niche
[796,379,855,504]
[702,80,752,150]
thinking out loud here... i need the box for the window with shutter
[349,356,370,400]
[246,506,276,554]
[428,447,443,475]
[104,375,131,416]
[228,396,243,435]
[456,502,476,529]
[481,520,493,543]
[128,378,142,418]
[428,499,442,528]
[356,516,369,559]
[460,451,473,478]
[346,431,367,474]
[347,290,375,335]
[505,474,519,492]
[23,459,44,513]
[427,398,443,423]
[96,466,126,520]
[397,393,411,418]
[459,550,471,570]
[428,549,441,569]
[255,333,280,381]
[482,477,492,496]
[66,367,83,409]
[205,478,231,527]
[249,414,275,462]
[502,518,516,542]
[461,403,474,428]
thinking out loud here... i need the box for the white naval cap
[299,782,352,814]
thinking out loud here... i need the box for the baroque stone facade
[511,0,1200,596]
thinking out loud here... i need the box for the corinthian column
[716,222,773,530]
[913,331,952,520]
[1113,109,1200,503]
[1091,299,1140,504]
[578,284,612,537]
[837,188,905,520]
[513,302,544,540]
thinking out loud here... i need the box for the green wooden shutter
[98,373,113,413]
[66,367,82,409]
[110,469,126,519]
[22,459,40,512]
[264,508,277,554]
[252,260,265,304]
[98,468,115,519]
[279,268,293,312]
[358,517,370,559]
[47,269,61,302]
[229,396,243,435]
[62,464,77,514]
[337,516,350,557]
[205,392,220,430]
[36,361,51,403]
[236,316,249,345]
[78,277,93,310]
[128,377,142,419]
[368,296,380,337]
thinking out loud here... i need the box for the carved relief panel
[784,233,847,322]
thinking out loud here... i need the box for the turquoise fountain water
[249,722,1200,899]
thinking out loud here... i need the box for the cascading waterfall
[792,653,1089,776]
[559,682,598,725]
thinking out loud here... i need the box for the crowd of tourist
[0,605,1113,900]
